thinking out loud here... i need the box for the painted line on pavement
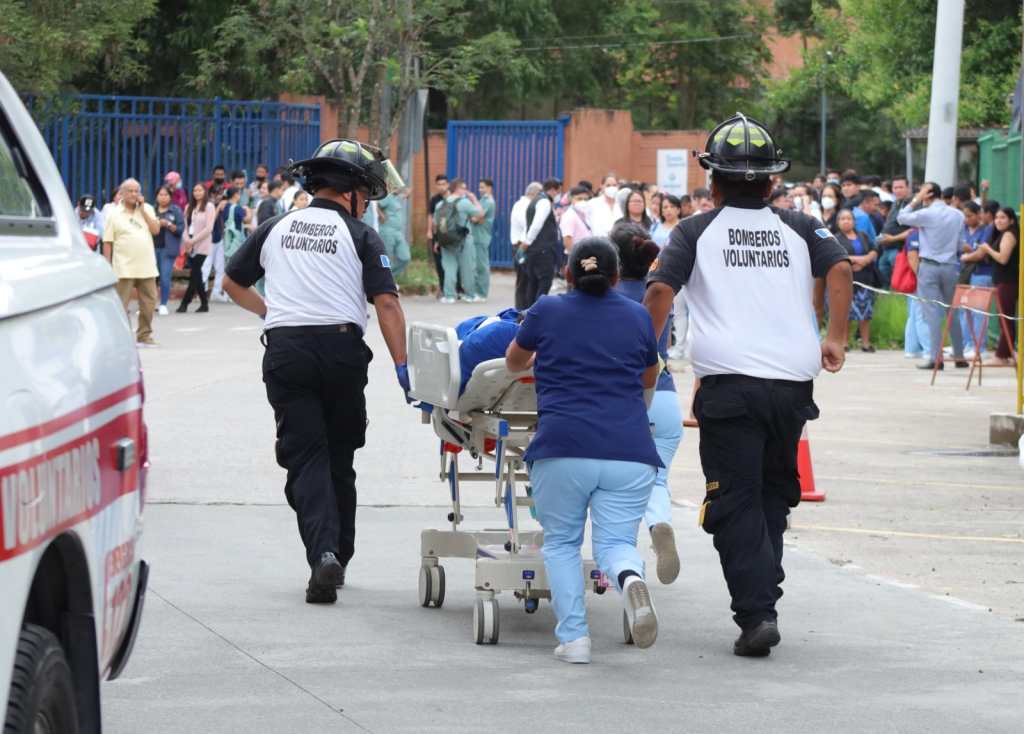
[174,327,208,333]
[792,523,1024,544]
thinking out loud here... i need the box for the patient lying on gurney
[456,308,522,395]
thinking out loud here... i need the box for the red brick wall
[282,97,713,241]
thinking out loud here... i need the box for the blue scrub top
[458,320,520,394]
[515,290,662,467]
[615,279,675,392]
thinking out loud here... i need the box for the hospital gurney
[407,322,609,645]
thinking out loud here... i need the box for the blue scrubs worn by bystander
[507,237,662,664]
[611,221,682,585]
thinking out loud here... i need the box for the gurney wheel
[623,611,634,645]
[418,564,445,608]
[474,598,500,645]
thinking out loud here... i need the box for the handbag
[890,248,917,294]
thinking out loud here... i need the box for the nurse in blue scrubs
[506,237,663,664]
[610,221,683,585]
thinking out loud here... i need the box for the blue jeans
[645,390,682,528]
[530,458,656,644]
[156,246,179,306]
[959,273,993,354]
[878,247,898,287]
[904,297,931,356]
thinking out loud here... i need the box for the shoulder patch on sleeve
[380,254,392,269]
[815,227,832,239]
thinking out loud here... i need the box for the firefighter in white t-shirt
[644,114,853,657]
[223,139,411,605]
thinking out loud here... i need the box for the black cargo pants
[694,374,819,631]
[262,326,371,569]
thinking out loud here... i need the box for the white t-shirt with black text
[225,198,397,332]
[647,199,848,381]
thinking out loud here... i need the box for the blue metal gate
[27,95,320,204]
[446,120,567,267]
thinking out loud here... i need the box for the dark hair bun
[569,237,619,296]
[609,221,659,279]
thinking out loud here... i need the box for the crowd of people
[443,168,1017,369]
[73,162,420,347]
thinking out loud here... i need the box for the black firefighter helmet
[696,113,790,181]
[288,139,404,200]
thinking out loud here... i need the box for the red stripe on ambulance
[0,387,143,561]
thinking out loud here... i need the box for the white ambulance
[0,72,148,732]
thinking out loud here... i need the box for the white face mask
[821,196,836,210]
[604,185,619,199]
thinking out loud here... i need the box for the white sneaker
[158,305,169,316]
[650,523,680,584]
[440,297,456,305]
[903,352,922,359]
[475,296,488,304]
[963,349,977,360]
[622,576,658,649]
[554,636,591,664]
[214,292,230,303]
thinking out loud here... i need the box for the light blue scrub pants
[530,458,656,644]
[904,296,931,357]
[645,390,682,528]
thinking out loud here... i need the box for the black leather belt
[261,323,359,346]
[702,374,810,389]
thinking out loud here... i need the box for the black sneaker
[197,304,209,313]
[305,552,344,604]
[733,620,781,657]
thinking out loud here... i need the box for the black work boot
[305,552,344,604]
[733,620,781,657]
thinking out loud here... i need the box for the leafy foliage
[761,0,1022,174]
[0,0,157,95]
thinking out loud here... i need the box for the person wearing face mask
[587,174,623,238]
[249,163,269,203]
[206,164,227,197]
[223,139,411,604]
[164,170,188,210]
[820,183,842,232]
[559,186,593,255]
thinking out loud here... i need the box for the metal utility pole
[819,51,833,177]
[923,0,965,186]
[819,86,827,175]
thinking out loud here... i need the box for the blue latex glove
[395,363,412,404]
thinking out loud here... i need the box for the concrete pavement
[104,273,1024,732]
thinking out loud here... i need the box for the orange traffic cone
[798,426,824,502]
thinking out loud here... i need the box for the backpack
[433,198,468,250]
[223,203,245,259]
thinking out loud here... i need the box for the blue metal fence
[27,95,320,204]
[446,119,567,267]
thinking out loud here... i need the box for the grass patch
[396,242,438,295]
[868,293,908,349]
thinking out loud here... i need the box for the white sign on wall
[656,149,688,196]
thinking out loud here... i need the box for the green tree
[0,0,157,95]
[763,0,1023,174]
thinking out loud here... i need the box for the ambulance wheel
[474,599,500,645]
[623,610,634,645]
[418,564,445,608]
[3,624,79,734]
